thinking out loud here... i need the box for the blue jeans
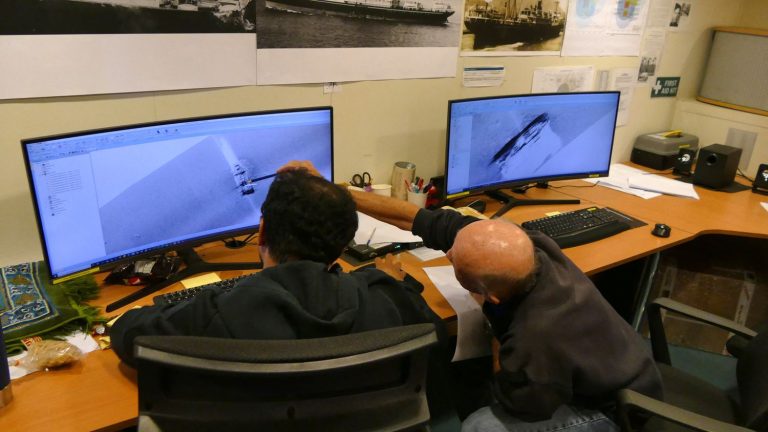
[461,404,619,432]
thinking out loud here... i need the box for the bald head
[448,220,536,303]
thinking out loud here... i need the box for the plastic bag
[105,253,181,285]
[17,340,83,372]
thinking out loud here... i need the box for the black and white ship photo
[462,0,568,51]
[256,0,462,48]
[0,0,256,34]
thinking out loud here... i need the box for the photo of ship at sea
[0,0,256,34]
[461,0,568,53]
[256,0,463,48]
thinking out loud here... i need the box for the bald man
[354,186,662,432]
[282,161,662,431]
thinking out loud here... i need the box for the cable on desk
[224,232,258,249]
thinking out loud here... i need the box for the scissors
[351,172,373,191]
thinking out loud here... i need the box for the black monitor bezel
[444,91,620,200]
[21,106,334,282]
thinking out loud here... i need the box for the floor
[640,234,768,354]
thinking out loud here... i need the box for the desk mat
[604,207,648,229]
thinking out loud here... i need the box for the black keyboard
[521,207,631,248]
[153,274,250,306]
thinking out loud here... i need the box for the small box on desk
[631,132,699,170]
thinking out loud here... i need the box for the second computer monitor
[445,91,620,198]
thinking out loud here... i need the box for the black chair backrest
[134,323,437,432]
[737,329,768,430]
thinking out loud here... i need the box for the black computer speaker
[753,163,768,193]
[673,148,697,176]
[692,144,742,189]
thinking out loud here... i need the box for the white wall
[671,0,768,179]
[0,0,759,267]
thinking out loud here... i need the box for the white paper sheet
[423,266,491,362]
[531,66,594,93]
[761,202,768,213]
[462,66,505,87]
[627,175,699,199]
[408,246,446,262]
[608,68,638,126]
[0,34,257,100]
[353,212,423,246]
[584,164,661,199]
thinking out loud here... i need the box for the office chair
[617,297,768,432]
[134,323,438,432]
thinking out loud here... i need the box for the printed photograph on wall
[0,0,256,34]
[461,0,568,55]
[255,0,463,48]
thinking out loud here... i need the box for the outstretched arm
[278,160,420,231]
[349,189,420,231]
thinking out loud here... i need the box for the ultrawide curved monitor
[22,107,334,282]
[445,91,620,199]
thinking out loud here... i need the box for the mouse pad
[604,207,647,229]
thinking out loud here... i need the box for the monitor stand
[105,248,262,312]
[485,189,580,219]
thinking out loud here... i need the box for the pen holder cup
[391,161,416,200]
[407,191,428,208]
[371,184,392,197]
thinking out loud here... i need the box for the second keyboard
[153,274,250,306]
[521,206,631,248]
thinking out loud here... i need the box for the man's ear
[257,218,265,246]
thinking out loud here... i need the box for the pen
[366,227,377,246]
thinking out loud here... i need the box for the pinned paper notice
[463,66,505,87]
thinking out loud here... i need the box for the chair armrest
[647,298,757,364]
[618,389,754,432]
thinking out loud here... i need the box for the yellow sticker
[52,267,100,284]
[181,273,221,289]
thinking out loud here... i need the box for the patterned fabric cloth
[1,261,100,355]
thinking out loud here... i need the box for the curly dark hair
[261,169,358,264]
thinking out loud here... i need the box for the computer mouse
[652,223,671,238]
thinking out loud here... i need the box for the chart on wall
[255,0,463,84]
[0,0,258,99]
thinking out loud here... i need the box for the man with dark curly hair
[111,168,442,367]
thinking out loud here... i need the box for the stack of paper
[584,164,699,200]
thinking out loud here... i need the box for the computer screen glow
[22,107,333,280]
[445,92,620,197]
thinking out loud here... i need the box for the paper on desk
[628,175,699,199]
[408,246,446,262]
[423,266,491,362]
[354,211,423,245]
[762,202,768,213]
[584,164,661,199]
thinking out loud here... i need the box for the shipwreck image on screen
[446,93,618,195]
[25,109,332,278]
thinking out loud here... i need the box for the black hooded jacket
[111,260,440,366]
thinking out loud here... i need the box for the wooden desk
[3,169,767,432]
